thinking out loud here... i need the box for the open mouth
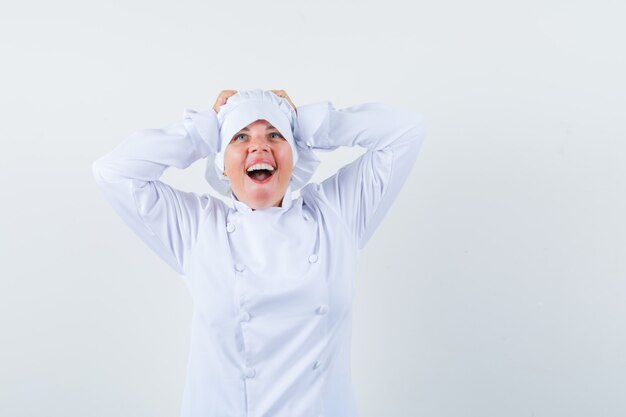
[246,163,275,183]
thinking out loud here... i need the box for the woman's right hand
[212,90,238,113]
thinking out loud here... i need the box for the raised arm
[296,101,425,249]
[92,107,220,276]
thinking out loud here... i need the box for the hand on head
[270,90,297,114]
[212,90,297,114]
[212,90,238,113]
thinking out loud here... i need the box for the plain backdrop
[1,0,625,416]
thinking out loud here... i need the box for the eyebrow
[239,125,278,132]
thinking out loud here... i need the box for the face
[223,119,293,209]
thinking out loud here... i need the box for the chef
[92,88,425,417]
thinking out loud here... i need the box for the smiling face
[223,119,294,209]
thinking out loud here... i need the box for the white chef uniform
[92,99,425,417]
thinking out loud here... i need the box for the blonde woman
[92,88,425,417]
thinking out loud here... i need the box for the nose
[248,136,270,153]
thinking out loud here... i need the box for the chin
[242,188,282,209]
[233,176,290,209]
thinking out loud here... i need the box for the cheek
[224,146,244,173]
[277,146,293,172]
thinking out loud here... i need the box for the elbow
[402,113,426,158]
[92,159,103,183]
[389,106,425,142]
[92,158,114,185]
[407,112,426,145]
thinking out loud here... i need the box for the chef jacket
[92,100,425,417]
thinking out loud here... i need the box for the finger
[219,90,238,105]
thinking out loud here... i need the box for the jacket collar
[230,185,294,213]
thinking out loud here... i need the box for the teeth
[247,163,275,172]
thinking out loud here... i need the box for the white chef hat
[205,88,320,196]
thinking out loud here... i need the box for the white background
[1,0,625,416]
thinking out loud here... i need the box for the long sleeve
[296,101,425,250]
[92,108,220,276]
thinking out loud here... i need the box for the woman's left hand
[271,90,297,115]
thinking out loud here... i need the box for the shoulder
[197,192,230,221]
[300,182,343,224]
[299,182,321,205]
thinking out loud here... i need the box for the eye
[269,132,284,140]
[232,133,247,142]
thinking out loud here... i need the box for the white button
[234,263,246,272]
[244,367,256,378]
[316,305,329,315]
[303,213,310,221]
[313,360,321,370]
[226,222,236,233]
[308,254,319,263]
[239,311,251,322]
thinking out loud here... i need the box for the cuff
[183,108,220,157]
[294,101,335,150]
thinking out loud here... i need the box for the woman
[92,89,425,417]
